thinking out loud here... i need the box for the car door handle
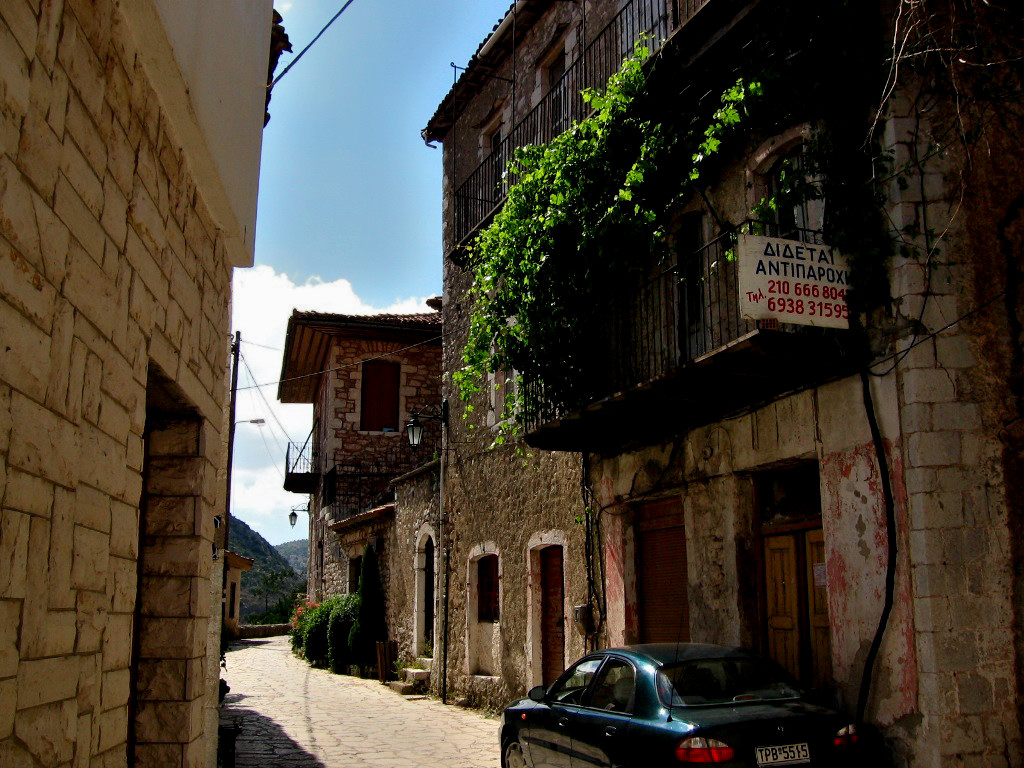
[605,727,617,737]
[558,717,569,727]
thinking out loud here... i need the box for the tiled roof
[278,301,442,403]
[291,309,441,328]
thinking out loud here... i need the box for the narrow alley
[220,637,501,768]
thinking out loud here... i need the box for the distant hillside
[229,517,304,622]
[275,539,308,576]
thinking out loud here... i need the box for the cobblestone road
[220,636,502,768]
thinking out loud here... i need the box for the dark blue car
[500,644,859,767]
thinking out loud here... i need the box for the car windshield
[657,657,802,707]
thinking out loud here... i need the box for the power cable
[240,349,299,444]
[270,0,357,91]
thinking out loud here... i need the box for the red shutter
[637,499,690,643]
[360,361,400,431]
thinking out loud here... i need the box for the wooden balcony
[522,225,864,453]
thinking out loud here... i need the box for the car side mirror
[528,685,546,702]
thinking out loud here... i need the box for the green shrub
[327,593,360,674]
[303,597,342,667]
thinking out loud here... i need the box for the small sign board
[737,234,851,329]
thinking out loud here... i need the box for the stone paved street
[220,637,502,767]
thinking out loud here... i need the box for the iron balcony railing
[453,0,711,245]
[284,431,320,493]
[523,222,828,431]
[285,441,312,475]
[323,456,413,524]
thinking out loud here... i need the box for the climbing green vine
[455,43,763,439]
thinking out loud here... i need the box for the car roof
[600,643,754,666]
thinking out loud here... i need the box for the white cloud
[228,265,434,545]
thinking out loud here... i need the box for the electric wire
[269,0,357,91]
[240,349,298,445]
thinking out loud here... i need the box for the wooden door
[764,534,800,680]
[540,546,565,685]
[763,528,833,688]
[805,529,833,688]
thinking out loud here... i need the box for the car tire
[503,740,527,768]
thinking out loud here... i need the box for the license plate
[755,743,810,765]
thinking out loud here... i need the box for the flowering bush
[289,597,317,655]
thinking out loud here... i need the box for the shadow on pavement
[220,695,327,768]
[229,638,279,648]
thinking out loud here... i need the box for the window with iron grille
[477,554,500,622]
[360,360,400,431]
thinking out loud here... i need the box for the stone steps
[388,658,433,695]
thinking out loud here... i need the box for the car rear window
[657,657,801,707]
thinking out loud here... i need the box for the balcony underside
[523,327,861,454]
[283,472,319,494]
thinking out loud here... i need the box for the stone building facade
[424,0,1023,763]
[278,308,442,605]
[0,1,272,766]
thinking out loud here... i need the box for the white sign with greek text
[737,234,851,329]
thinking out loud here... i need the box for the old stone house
[278,306,442,608]
[423,0,1023,764]
[0,2,274,767]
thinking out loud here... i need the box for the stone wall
[390,462,441,668]
[0,2,251,765]
[441,260,588,710]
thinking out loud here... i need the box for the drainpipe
[439,401,450,703]
[856,369,898,726]
[442,543,451,704]
[477,1,528,61]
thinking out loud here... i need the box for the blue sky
[230,0,510,546]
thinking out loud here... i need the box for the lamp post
[405,401,450,701]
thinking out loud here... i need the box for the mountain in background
[228,517,304,622]
[275,539,308,576]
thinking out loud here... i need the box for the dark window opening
[349,555,362,593]
[477,554,500,622]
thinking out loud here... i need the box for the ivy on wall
[455,43,764,438]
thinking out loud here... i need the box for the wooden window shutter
[360,360,400,431]
[637,498,690,643]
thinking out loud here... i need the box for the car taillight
[675,736,735,763]
[834,724,858,747]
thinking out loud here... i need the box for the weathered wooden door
[763,528,833,688]
[804,529,833,689]
[764,534,800,679]
[540,546,565,685]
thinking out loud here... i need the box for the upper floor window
[360,360,400,431]
[537,32,569,137]
[764,146,811,238]
[480,105,508,201]
[749,128,824,240]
